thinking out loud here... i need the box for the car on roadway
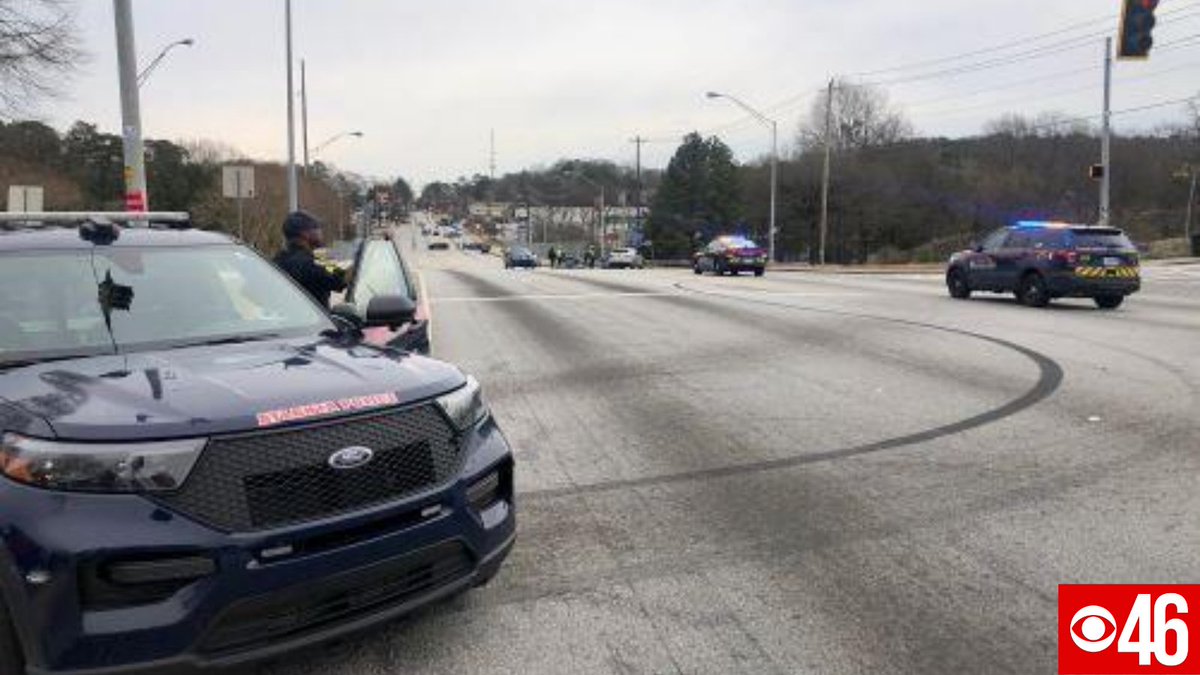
[693,236,767,276]
[946,221,1141,309]
[602,247,644,269]
[427,236,452,251]
[504,246,539,269]
[0,213,515,675]
[346,232,431,354]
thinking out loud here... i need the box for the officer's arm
[300,260,348,293]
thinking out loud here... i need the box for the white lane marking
[431,290,862,304]
[418,269,434,348]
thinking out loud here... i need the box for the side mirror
[364,295,416,328]
[971,243,983,253]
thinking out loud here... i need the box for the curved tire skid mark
[522,279,1064,501]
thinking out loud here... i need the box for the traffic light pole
[113,0,148,212]
[1100,37,1113,228]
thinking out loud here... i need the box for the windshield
[0,245,330,364]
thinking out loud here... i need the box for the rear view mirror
[365,295,416,328]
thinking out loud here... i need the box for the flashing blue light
[1013,220,1075,229]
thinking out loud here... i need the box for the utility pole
[631,135,646,236]
[768,119,778,263]
[489,129,496,181]
[284,0,298,212]
[1186,167,1197,246]
[301,59,309,174]
[1100,37,1113,228]
[113,0,148,212]
[819,78,835,265]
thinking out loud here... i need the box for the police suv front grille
[199,540,472,655]
[157,405,461,532]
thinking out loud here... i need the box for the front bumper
[1047,269,1141,297]
[0,417,515,674]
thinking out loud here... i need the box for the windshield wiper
[178,333,282,348]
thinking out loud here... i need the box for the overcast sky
[32,0,1200,188]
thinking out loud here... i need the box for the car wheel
[1018,273,1050,308]
[1094,294,1125,310]
[754,268,765,277]
[693,264,702,275]
[0,596,24,675]
[947,269,971,299]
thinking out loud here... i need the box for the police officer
[273,211,349,307]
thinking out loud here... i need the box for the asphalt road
[260,227,1200,675]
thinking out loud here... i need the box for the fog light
[467,471,501,512]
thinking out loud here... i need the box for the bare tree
[984,112,1090,139]
[0,0,83,115]
[797,81,913,152]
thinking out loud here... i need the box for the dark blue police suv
[0,215,515,674]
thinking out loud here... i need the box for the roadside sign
[222,166,255,199]
[222,166,255,240]
[6,185,44,212]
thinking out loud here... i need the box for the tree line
[0,119,415,252]
[650,83,1200,262]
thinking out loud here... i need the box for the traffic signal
[1118,0,1160,59]
[1089,164,1105,180]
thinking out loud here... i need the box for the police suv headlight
[436,375,489,431]
[0,433,205,493]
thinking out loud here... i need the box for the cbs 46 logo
[1060,585,1199,674]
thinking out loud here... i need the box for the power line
[915,58,1200,120]
[846,0,1199,79]
[642,5,1200,152]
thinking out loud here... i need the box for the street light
[706,91,778,265]
[137,38,194,88]
[309,131,364,170]
[562,167,606,255]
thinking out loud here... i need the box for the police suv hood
[0,337,466,441]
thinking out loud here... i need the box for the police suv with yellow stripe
[946,222,1141,309]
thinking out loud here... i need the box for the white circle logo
[328,446,375,470]
[1070,605,1117,653]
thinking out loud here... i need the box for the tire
[1094,294,1125,310]
[946,269,971,299]
[1018,273,1050,308]
[754,268,765,277]
[0,596,24,675]
[693,264,702,275]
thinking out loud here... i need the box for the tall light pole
[113,0,147,212]
[137,38,194,88]
[284,0,298,213]
[301,59,309,173]
[706,91,777,264]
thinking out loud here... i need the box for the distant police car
[0,213,514,675]
[946,222,1140,309]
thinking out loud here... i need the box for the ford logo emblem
[328,446,374,470]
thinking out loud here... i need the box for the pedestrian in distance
[548,246,559,269]
[274,210,352,308]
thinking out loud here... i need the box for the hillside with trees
[0,119,401,252]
